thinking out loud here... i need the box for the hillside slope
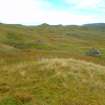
[0,23,105,65]
[0,58,105,105]
[0,23,105,105]
[0,23,105,51]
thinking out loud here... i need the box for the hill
[0,23,105,64]
[0,23,105,105]
[0,58,105,105]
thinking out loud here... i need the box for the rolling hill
[0,23,105,105]
[0,23,105,64]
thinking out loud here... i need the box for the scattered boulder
[85,48,102,57]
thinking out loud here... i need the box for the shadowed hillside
[83,23,105,30]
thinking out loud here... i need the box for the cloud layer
[0,0,104,25]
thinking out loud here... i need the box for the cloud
[39,10,96,25]
[0,0,104,25]
[0,0,50,24]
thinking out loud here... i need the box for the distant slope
[83,23,105,30]
[0,23,105,65]
[0,23,105,50]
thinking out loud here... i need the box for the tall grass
[0,58,105,105]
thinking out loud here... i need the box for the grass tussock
[37,58,105,78]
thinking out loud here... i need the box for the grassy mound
[0,58,105,105]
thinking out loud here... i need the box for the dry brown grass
[0,58,105,105]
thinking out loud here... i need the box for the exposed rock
[85,48,102,57]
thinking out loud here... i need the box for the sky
[0,0,105,25]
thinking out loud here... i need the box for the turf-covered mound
[0,58,105,105]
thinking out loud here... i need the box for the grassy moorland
[0,23,105,105]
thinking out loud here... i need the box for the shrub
[0,97,20,105]
[0,85,10,94]
[14,92,33,104]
